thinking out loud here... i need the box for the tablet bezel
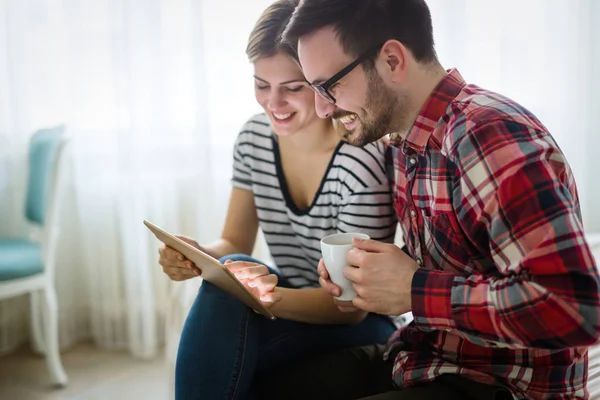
[144,220,276,320]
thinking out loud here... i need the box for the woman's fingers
[259,290,282,304]
[164,267,196,278]
[162,265,200,281]
[248,274,278,294]
[174,235,201,250]
[224,262,281,304]
[159,245,185,263]
[158,245,201,276]
[229,263,269,279]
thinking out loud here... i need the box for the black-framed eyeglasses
[309,43,384,104]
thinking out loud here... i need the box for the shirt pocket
[420,209,470,273]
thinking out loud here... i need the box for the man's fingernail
[177,255,184,261]
[334,289,340,296]
[353,237,363,243]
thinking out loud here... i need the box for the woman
[158,1,397,398]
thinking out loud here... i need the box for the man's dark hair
[282,0,437,66]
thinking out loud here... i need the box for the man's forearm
[411,268,600,349]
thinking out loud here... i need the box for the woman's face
[253,52,319,136]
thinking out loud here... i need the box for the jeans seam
[228,307,250,400]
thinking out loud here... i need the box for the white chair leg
[30,290,46,355]
[42,284,68,387]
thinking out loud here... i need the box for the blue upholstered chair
[0,126,69,387]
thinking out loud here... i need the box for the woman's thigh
[255,313,395,373]
[219,254,396,373]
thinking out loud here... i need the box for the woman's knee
[197,279,238,302]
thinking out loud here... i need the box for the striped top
[231,113,397,289]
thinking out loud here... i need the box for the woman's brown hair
[246,0,299,63]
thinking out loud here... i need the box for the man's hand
[226,261,282,308]
[345,238,419,315]
[158,235,202,281]
[317,259,359,313]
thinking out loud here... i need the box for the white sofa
[585,234,600,399]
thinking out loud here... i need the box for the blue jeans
[175,254,396,400]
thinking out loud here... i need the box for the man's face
[298,27,403,147]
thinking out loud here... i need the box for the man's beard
[334,70,408,147]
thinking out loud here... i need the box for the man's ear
[378,40,409,83]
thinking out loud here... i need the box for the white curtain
[0,0,598,370]
[428,0,600,233]
[0,0,272,359]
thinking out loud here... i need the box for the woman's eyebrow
[279,79,306,85]
[253,76,306,85]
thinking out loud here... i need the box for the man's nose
[314,93,336,119]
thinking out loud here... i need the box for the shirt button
[416,258,423,266]
[410,210,416,217]
[409,157,417,165]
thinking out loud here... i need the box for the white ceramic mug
[320,232,370,301]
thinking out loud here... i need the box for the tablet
[144,220,276,320]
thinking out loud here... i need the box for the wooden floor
[0,343,170,400]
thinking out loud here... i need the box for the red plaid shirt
[385,69,600,399]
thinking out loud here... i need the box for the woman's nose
[268,89,287,109]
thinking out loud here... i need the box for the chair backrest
[25,126,66,226]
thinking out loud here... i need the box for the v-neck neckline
[272,135,344,216]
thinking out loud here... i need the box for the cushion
[0,239,44,281]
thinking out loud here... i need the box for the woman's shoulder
[336,140,387,169]
[235,113,275,149]
[238,113,273,138]
[331,139,389,191]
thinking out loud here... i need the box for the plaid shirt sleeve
[411,119,600,349]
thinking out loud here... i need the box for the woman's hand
[158,235,202,281]
[225,261,282,308]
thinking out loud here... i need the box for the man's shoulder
[442,84,550,154]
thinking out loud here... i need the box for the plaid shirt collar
[394,68,467,155]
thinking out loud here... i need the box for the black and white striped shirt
[232,114,397,289]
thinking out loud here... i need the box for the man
[256,0,600,399]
